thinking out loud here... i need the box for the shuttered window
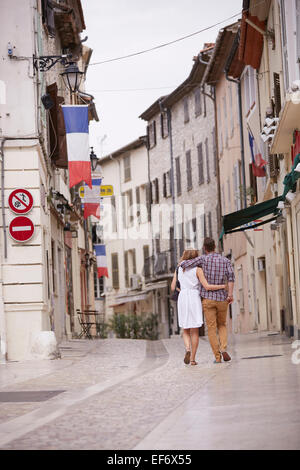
[124,155,131,182]
[111,253,119,289]
[146,182,152,221]
[186,150,192,190]
[194,87,202,116]
[147,121,157,148]
[207,212,212,237]
[132,249,136,275]
[273,73,281,117]
[47,82,68,168]
[205,138,210,183]
[124,251,129,287]
[135,187,141,224]
[178,223,184,257]
[197,143,204,185]
[212,128,217,176]
[175,157,182,195]
[111,195,117,232]
[143,245,150,278]
[160,112,169,138]
[183,96,189,123]
[233,161,242,211]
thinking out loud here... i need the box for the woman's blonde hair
[180,249,199,262]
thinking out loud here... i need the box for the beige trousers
[202,298,228,362]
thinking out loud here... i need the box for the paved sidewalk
[136,332,300,450]
[0,332,299,450]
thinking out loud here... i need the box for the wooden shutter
[233,161,242,210]
[160,112,168,138]
[124,251,129,287]
[205,138,210,183]
[42,0,56,37]
[194,87,202,116]
[192,218,197,244]
[143,245,150,278]
[175,157,181,195]
[273,73,281,117]
[132,249,136,274]
[198,143,204,184]
[183,96,189,123]
[124,155,131,181]
[149,121,156,148]
[112,253,119,289]
[207,212,212,237]
[212,128,217,176]
[186,150,192,190]
[179,223,184,257]
[154,178,159,203]
[163,173,167,198]
[47,83,68,168]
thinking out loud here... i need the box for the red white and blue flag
[62,105,92,189]
[249,131,267,177]
[83,178,102,219]
[94,244,109,278]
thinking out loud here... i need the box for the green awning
[221,196,281,235]
[219,153,300,244]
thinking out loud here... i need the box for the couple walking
[171,237,234,365]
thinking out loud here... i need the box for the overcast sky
[82,0,242,157]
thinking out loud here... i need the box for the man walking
[181,237,234,363]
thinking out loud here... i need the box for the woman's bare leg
[190,328,199,362]
[182,328,191,351]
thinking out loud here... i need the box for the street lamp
[60,62,84,94]
[90,147,100,171]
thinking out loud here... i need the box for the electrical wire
[88,12,241,67]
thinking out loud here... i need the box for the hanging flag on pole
[62,105,92,189]
[249,130,267,177]
[83,178,102,219]
[94,244,109,278]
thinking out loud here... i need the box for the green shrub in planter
[110,313,159,340]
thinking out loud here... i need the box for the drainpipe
[141,135,155,278]
[285,207,298,336]
[165,107,177,269]
[198,54,223,248]
[225,72,247,208]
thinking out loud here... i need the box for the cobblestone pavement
[0,332,299,450]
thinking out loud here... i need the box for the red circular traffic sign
[9,216,35,243]
[8,189,33,215]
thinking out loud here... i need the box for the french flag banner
[62,105,92,189]
[249,131,267,177]
[94,244,109,278]
[83,178,102,219]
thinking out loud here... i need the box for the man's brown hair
[203,237,216,252]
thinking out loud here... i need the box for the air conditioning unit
[130,274,142,290]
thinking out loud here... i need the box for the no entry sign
[8,189,33,215]
[9,216,35,242]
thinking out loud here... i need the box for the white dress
[177,267,203,329]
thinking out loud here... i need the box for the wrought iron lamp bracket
[33,54,72,72]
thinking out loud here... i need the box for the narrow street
[0,333,299,450]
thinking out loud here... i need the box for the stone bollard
[28,331,61,360]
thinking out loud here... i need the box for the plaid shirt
[181,253,235,301]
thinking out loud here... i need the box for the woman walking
[171,250,226,366]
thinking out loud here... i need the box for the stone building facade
[140,45,220,337]
[0,0,97,361]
